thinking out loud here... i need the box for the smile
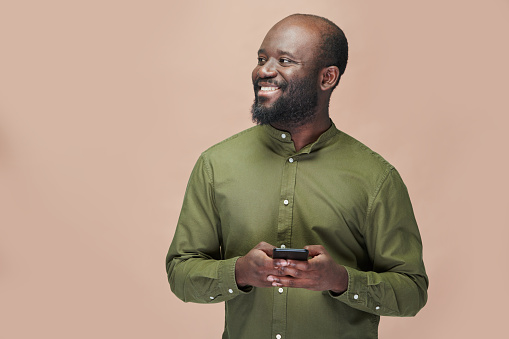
[260,86,280,92]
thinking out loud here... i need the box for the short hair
[288,14,349,91]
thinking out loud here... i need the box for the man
[166,14,428,339]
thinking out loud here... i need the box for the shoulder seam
[338,131,393,168]
[203,126,259,154]
[199,153,214,189]
[198,153,220,218]
[364,166,395,229]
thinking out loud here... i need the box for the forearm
[166,255,244,303]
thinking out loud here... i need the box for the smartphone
[272,248,309,261]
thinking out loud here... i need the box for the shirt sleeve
[332,167,429,316]
[166,154,249,303]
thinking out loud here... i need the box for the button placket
[272,156,297,339]
[276,155,297,253]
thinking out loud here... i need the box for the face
[251,20,322,127]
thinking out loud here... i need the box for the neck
[272,113,331,152]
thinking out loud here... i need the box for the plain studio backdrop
[1,1,508,338]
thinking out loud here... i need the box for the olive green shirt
[166,122,428,339]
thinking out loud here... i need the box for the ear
[319,66,340,91]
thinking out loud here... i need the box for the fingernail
[267,276,274,282]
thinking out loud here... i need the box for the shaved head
[274,14,348,90]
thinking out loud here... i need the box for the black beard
[251,76,318,128]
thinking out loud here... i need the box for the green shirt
[166,122,428,339]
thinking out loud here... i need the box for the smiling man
[166,14,428,339]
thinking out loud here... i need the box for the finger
[285,259,310,271]
[304,245,325,257]
[269,275,316,289]
[305,253,329,270]
[273,259,289,268]
[266,276,284,287]
[278,266,305,278]
[267,275,288,286]
[267,275,286,287]
[255,241,276,250]
[269,266,285,276]
[255,242,276,256]
[259,249,274,259]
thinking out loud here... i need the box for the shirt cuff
[207,257,252,303]
[327,266,386,314]
[329,266,367,303]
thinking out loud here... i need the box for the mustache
[253,78,288,89]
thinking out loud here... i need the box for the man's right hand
[235,241,278,288]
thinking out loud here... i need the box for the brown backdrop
[1,1,508,338]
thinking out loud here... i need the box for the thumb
[304,245,325,258]
[255,242,276,257]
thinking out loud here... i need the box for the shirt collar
[261,120,340,157]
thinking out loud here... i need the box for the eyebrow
[258,49,298,60]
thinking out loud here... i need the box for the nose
[257,59,277,78]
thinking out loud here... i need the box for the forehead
[258,20,322,61]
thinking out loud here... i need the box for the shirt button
[288,157,294,163]
[281,133,286,139]
[281,244,286,248]
[278,287,284,294]
[375,306,380,310]
[276,334,282,339]
[283,199,289,205]
[353,294,359,300]
[228,289,233,293]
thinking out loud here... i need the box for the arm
[268,168,428,316]
[165,154,244,303]
[335,168,428,316]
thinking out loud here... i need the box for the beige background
[1,0,508,338]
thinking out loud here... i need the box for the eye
[257,57,266,65]
[279,58,292,64]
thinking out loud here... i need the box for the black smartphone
[272,248,309,261]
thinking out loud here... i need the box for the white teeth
[260,86,279,91]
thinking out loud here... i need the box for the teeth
[260,86,279,91]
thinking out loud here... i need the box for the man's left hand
[267,245,349,294]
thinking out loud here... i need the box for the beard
[251,75,318,128]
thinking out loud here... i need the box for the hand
[235,241,280,288]
[268,245,348,294]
